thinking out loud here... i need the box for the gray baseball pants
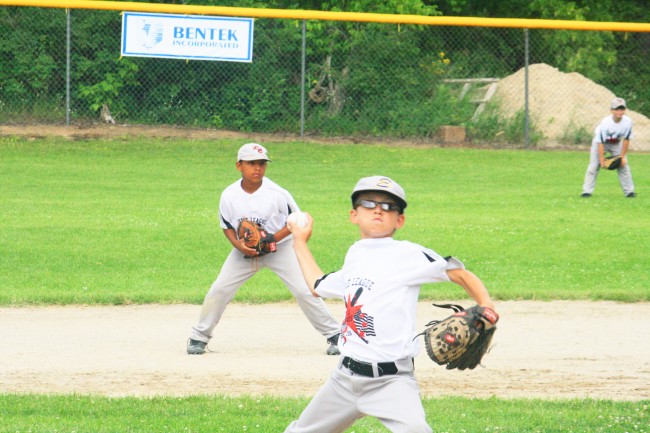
[284,357,432,433]
[582,139,635,195]
[191,238,340,342]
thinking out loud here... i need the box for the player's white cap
[237,143,272,162]
[351,175,407,211]
[610,97,627,109]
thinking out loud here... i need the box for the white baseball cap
[237,143,272,161]
[351,175,407,211]
[610,97,627,109]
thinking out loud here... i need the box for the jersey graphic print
[238,216,267,227]
[603,129,625,144]
[600,122,631,145]
[343,287,376,344]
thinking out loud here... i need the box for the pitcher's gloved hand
[418,303,499,370]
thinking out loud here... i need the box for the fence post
[524,28,530,147]
[66,8,71,126]
[300,20,306,137]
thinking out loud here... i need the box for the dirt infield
[1,301,648,400]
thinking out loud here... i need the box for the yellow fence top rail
[1,0,650,32]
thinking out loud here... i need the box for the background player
[285,175,497,433]
[187,143,341,355]
[581,97,636,198]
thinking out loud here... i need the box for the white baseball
[287,212,309,231]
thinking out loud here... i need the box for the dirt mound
[493,63,650,151]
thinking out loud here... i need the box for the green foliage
[559,120,592,145]
[2,1,650,137]
[529,0,617,83]
[434,26,524,79]
[303,22,481,136]
[78,58,140,113]
[312,0,440,15]
[467,107,544,145]
[0,7,66,118]
[215,19,304,132]
[605,32,650,115]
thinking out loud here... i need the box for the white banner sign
[121,12,254,62]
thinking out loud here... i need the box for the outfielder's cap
[237,143,272,162]
[610,97,627,109]
[351,175,407,211]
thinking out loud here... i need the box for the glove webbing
[414,303,466,339]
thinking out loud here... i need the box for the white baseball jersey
[315,237,464,363]
[191,176,341,345]
[219,177,299,243]
[596,115,633,145]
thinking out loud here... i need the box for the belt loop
[372,363,380,377]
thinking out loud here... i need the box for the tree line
[1,0,648,140]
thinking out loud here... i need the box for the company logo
[142,21,164,49]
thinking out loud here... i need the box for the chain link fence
[2,5,650,148]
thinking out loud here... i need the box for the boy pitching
[581,97,636,198]
[187,143,341,355]
[285,175,497,433]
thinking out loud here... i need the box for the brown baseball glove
[236,219,276,256]
[417,303,498,370]
[603,155,622,170]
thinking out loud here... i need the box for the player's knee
[204,286,237,303]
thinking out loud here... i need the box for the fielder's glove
[603,155,622,170]
[417,303,499,370]
[237,219,277,257]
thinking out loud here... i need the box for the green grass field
[2,136,648,304]
[1,136,648,432]
[0,394,646,433]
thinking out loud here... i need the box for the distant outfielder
[581,97,636,198]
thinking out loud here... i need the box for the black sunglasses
[355,198,401,212]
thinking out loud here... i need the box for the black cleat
[187,338,207,355]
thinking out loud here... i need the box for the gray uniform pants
[191,238,340,342]
[284,357,432,433]
[582,139,635,195]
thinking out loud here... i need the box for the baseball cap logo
[237,143,272,162]
[376,178,392,188]
[351,175,407,211]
